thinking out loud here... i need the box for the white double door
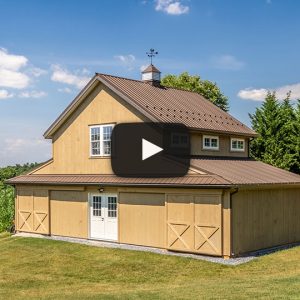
[89,194,118,241]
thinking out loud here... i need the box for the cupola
[141,64,161,85]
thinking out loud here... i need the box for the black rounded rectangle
[111,123,190,177]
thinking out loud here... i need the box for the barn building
[8,65,300,258]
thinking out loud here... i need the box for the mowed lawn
[0,233,299,299]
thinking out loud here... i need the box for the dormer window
[231,138,245,152]
[90,124,114,157]
[203,135,219,150]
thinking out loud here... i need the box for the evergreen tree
[161,72,229,111]
[250,92,300,174]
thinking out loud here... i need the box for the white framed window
[231,138,245,152]
[92,196,102,217]
[90,124,114,157]
[203,135,219,150]
[107,196,117,218]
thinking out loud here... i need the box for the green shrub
[0,163,39,232]
[0,185,14,232]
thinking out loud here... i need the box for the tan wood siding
[33,84,145,175]
[191,133,248,157]
[232,188,300,255]
[166,193,222,256]
[50,191,88,238]
[119,192,166,248]
[16,189,49,234]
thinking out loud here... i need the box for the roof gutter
[6,181,234,189]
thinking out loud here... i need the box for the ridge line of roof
[97,73,256,135]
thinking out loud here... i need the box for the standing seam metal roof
[97,73,256,136]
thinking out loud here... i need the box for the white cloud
[114,54,136,70]
[0,48,28,71]
[28,67,47,77]
[0,89,14,99]
[155,0,189,15]
[0,48,30,89]
[238,82,300,101]
[18,90,47,99]
[51,65,90,89]
[58,87,73,93]
[0,137,51,166]
[0,68,30,89]
[212,55,245,71]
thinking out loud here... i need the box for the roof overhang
[44,75,161,139]
[43,74,257,139]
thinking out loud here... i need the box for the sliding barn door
[167,194,222,256]
[17,189,49,234]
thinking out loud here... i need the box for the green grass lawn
[0,233,299,299]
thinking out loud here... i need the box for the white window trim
[90,124,114,157]
[230,138,245,152]
[202,135,219,150]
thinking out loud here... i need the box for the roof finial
[146,48,158,65]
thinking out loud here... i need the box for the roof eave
[43,74,100,139]
[6,180,232,188]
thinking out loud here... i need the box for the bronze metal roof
[44,73,257,138]
[191,158,300,185]
[7,159,300,187]
[97,74,256,136]
[6,174,229,187]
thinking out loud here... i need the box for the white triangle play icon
[142,138,163,161]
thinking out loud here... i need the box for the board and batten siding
[33,83,146,175]
[232,188,300,255]
[16,188,49,234]
[119,192,166,248]
[190,133,249,157]
[50,190,88,239]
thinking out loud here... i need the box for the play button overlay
[142,139,163,161]
[111,123,190,177]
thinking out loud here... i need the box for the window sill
[202,148,220,151]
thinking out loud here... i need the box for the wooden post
[222,190,232,258]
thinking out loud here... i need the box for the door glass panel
[92,196,102,216]
[108,197,117,218]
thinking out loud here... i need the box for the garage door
[50,191,88,238]
[167,194,222,256]
[119,193,165,248]
[17,189,49,234]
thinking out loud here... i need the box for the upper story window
[171,132,189,148]
[203,135,219,150]
[90,124,114,157]
[231,138,245,152]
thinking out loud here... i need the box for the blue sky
[1,0,300,166]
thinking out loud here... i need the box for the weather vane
[146,48,158,65]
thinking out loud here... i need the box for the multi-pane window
[171,133,189,148]
[231,138,245,151]
[203,135,219,150]
[108,197,117,218]
[92,196,102,216]
[91,127,101,155]
[90,124,114,156]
